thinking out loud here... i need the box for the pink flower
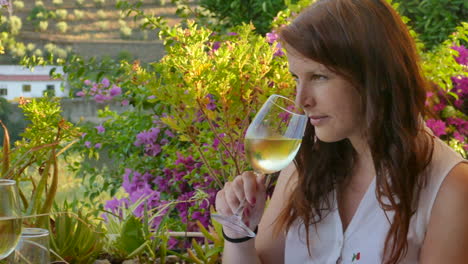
[84,79,92,86]
[273,42,285,57]
[109,85,122,96]
[452,45,468,66]
[101,78,110,88]
[266,32,279,44]
[121,99,129,106]
[212,41,221,51]
[426,119,447,137]
[453,131,464,142]
[76,91,85,97]
[95,124,105,134]
[433,103,445,112]
[454,99,463,108]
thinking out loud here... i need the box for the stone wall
[60,98,131,124]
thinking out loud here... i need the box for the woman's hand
[215,171,267,237]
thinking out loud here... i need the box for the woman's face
[288,51,364,143]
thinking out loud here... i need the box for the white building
[0,65,67,101]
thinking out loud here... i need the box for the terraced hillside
[3,0,197,63]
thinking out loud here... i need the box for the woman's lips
[309,115,329,126]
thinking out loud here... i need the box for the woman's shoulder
[416,135,467,226]
[419,161,468,262]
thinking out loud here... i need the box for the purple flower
[167,237,179,249]
[84,79,92,86]
[227,32,238,36]
[95,124,105,134]
[453,131,464,142]
[212,41,221,51]
[147,143,161,156]
[452,45,468,66]
[84,141,92,148]
[109,85,122,96]
[94,94,108,103]
[164,130,175,138]
[454,99,463,108]
[134,128,160,146]
[433,103,445,112]
[104,197,127,214]
[101,78,110,88]
[121,99,129,106]
[76,91,85,97]
[426,119,447,137]
[212,137,220,150]
[153,176,170,192]
[94,143,102,149]
[147,95,156,100]
[266,32,279,44]
[273,42,285,57]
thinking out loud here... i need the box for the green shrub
[56,21,68,33]
[28,5,54,22]
[73,9,84,20]
[97,20,108,30]
[49,200,104,264]
[8,15,22,35]
[94,0,105,7]
[33,48,43,57]
[38,20,48,32]
[52,0,63,6]
[0,98,27,144]
[393,0,468,50]
[195,0,300,35]
[75,0,85,7]
[119,25,132,39]
[26,43,35,51]
[55,9,68,20]
[96,9,106,19]
[13,1,24,10]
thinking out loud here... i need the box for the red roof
[0,75,59,81]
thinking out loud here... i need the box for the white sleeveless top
[285,136,467,264]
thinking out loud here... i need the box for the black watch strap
[222,226,258,243]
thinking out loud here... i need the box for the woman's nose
[295,85,315,111]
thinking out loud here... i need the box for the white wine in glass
[212,94,307,237]
[0,179,22,260]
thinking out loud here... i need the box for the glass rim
[269,94,306,116]
[0,179,16,186]
[21,228,49,238]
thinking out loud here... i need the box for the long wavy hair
[275,0,434,263]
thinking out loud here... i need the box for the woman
[215,0,468,263]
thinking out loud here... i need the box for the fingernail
[252,197,256,204]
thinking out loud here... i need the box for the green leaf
[119,215,145,254]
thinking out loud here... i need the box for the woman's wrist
[222,226,258,243]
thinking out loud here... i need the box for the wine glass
[212,94,308,237]
[0,179,22,260]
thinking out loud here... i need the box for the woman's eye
[311,74,327,80]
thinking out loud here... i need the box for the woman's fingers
[241,171,258,206]
[215,171,267,221]
[224,181,242,214]
[215,189,230,215]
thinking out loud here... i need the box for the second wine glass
[212,94,308,237]
[0,179,22,260]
